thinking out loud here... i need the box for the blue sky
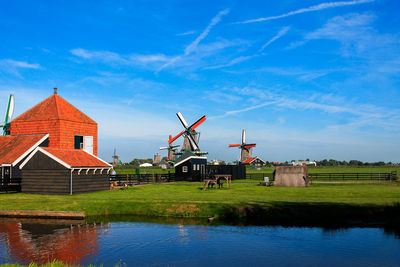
[1,0,399,163]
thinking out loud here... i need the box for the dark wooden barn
[0,134,49,191]
[174,151,207,181]
[241,156,265,166]
[19,147,111,195]
[206,164,246,180]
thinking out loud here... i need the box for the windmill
[0,94,15,135]
[229,130,256,163]
[112,148,122,166]
[160,135,180,161]
[169,112,207,155]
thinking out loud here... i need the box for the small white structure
[291,160,317,166]
[139,163,153,167]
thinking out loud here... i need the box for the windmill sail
[2,94,15,135]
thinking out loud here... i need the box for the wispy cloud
[259,26,290,52]
[205,26,290,70]
[205,55,254,70]
[207,86,400,134]
[0,59,40,69]
[158,8,230,72]
[0,59,41,77]
[70,48,171,68]
[237,0,374,24]
[176,30,196,36]
[209,101,277,119]
[288,12,400,60]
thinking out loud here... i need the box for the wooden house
[0,134,49,191]
[0,89,111,194]
[19,147,111,195]
[174,151,207,181]
[241,156,265,166]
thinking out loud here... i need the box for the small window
[74,135,83,149]
[193,164,197,171]
[182,166,188,173]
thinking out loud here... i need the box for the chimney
[54,87,58,95]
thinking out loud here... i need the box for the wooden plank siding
[22,170,70,194]
[72,171,109,194]
[21,149,109,195]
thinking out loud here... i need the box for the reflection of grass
[1,182,399,221]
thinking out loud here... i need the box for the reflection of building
[0,221,104,265]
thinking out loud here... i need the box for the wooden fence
[245,172,398,182]
[110,173,175,186]
[308,172,397,182]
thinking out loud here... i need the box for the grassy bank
[1,182,400,225]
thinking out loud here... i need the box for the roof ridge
[54,94,60,119]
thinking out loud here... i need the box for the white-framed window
[182,166,188,173]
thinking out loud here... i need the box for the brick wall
[10,120,98,156]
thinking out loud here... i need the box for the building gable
[21,150,68,170]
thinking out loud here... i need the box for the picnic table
[202,174,232,191]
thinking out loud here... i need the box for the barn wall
[21,169,71,195]
[72,171,109,193]
[207,165,246,180]
[21,151,108,194]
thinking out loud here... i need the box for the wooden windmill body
[229,130,256,163]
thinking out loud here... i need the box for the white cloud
[260,26,290,51]
[70,48,171,68]
[0,59,41,77]
[176,30,196,36]
[237,0,375,24]
[158,8,230,72]
[205,55,254,70]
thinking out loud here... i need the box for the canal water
[0,219,399,266]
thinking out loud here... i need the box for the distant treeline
[284,159,398,167]
[115,158,398,168]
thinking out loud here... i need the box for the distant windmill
[112,148,122,166]
[160,135,180,161]
[169,112,206,153]
[229,130,256,163]
[0,94,15,135]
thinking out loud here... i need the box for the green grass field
[0,182,399,220]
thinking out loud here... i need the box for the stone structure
[274,166,309,187]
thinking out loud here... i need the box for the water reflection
[0,219,106,265]
[0,218,399,267]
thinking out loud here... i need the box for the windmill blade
[244,144,256,149]
[160,146,169,150]
[170,145,180,149]
[176,112,189,128]
[189,115,206,130]
[229,144,241,147]
[4,94,14,124]
[169,131,184,144]
[242,129,246,144]
[187,133,199,151]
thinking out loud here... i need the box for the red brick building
[9,89,98,155]
[0,89,111,194]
